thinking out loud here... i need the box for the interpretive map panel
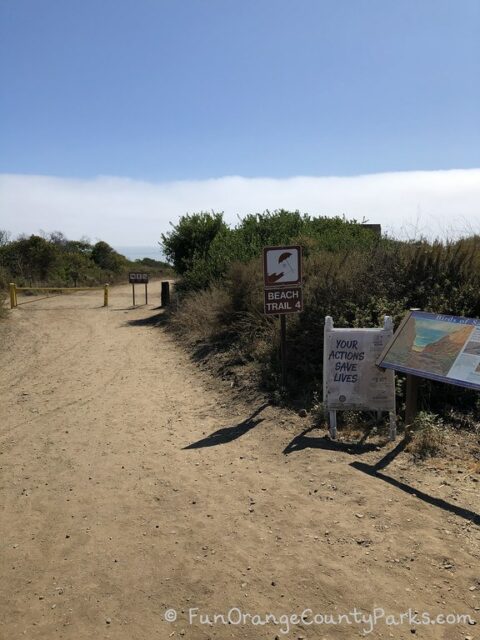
[378,311,480,391]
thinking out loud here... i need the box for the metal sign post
[263,246,303,390]
[280,315,287,388]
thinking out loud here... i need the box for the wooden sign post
[405,374,419,433]
[263,246,303,389]
[129,273,149,306]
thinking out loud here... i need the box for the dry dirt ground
[0,283,479,640]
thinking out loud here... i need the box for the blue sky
[0,0,479,243]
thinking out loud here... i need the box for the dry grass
[171,285,234,343]
[407,412,446,460]
[0,266,9,319]
[0,291,8,319]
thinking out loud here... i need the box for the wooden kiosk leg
[389,411,397,441]
[405,374,419,437]
[329,411,337,440]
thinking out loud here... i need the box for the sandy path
[0,283,479,640]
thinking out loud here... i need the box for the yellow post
[9,283,16,309]
[104,284,109,307]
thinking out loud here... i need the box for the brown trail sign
[129,272,149,306]
[263,245,302,287]
[263,246,303,388]
[264,286,303,315]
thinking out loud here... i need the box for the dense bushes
[0,231,173,301]
[0,233,124,286]
[278,240,480,413]
[0,287,6,319]
[162,212,227,283]
[163,210,480,421]
[162,210,380,292]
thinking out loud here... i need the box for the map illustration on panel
[378,311,480,391]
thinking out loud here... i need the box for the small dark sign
[129,272,149,284]
[264,286,303,315]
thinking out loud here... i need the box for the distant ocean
[114,246,166,261]
[413,321,458,349]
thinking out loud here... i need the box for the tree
[161,212,227,275]
[91,241,125,272]
[66,239,92,255]
[0,230,10,247]
[1,235,57,280]
[49,231,69,247]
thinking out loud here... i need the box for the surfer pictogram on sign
[263,246,302,287]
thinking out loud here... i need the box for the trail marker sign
[263,246,302,287]
[264,285,303,315]
[129,272,149,306]
[129,272,149,284]
[262,245,303,388]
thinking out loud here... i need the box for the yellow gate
[9,283,109,308]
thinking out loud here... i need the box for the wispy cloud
[1,169,480,244]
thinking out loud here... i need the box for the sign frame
[377,310,480,392]
[128,272,149,284]
[263,245,302,288]
[324,315,397,440]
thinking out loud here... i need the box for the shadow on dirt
[189,334,241,364]
[283,426,381,456]
[351,438,480,525]
[184,404,268,449]
[123,311,168,327]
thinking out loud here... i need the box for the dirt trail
[0,283,479,640]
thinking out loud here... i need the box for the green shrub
[0,231,173,306]
[162,212,227,277]
[165,210,480,418]
[162,210,381,294]
[91,241,126,273]
[0,235,58,281]
[0,291,6,319]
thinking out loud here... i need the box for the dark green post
[161,281,170,307]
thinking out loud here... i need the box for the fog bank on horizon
[1,168,479,245]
